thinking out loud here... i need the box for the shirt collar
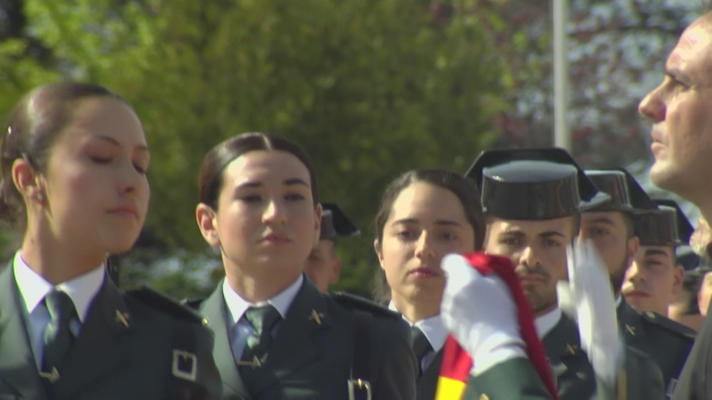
[223,274,304,326]
[535,307,562,339]
[615,295,622,308]
[13,251,106,322]
[388,301,448,352]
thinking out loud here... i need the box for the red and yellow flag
[435,252,559,400]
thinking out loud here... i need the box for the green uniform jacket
[617,298,695,396]
[0,262,222,400]
[541,313,596,400]
[192,277,417,400]
[416,349,444,400]
[671,295,712,399]
[464,357,553,400]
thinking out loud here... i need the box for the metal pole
[553,0,570,152]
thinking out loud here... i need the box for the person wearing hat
[668,262,704,332]
[303,203,360,293]
[581,170,695,397]
[622,200,694,317]
[465,148,664,399]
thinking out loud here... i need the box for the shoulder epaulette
[640,311,696,340]
[180,297,205,311]
[330,291,401,319]
[127,286,203,324]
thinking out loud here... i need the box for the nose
[520,246,540,270]
[414,231,436,261]
[638,84,666,122]
[118,160,143,196]
[262,198,287,225]
[626,261,646,284]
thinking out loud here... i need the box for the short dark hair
[371,169,486,303]
[198,133,319,210]
[1,82,127,231]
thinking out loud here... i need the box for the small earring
[36,192,44,202]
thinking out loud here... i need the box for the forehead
[59,97,146,146]
[668,21,712,80]
[640,245,674,259]
[581,211,627,228]
[489,217,573,238]
[223,150,311,185]
[389,182,467,222]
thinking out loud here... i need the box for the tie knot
[411,326,432,360]
[45,290,76,324]
[244,305,281,334]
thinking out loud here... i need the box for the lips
[408,267,440,278]
[518,273,545,284]
[624,289,650,298]
[260,232,291,244]
[108,204,139,219]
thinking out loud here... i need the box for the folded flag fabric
[435,252,559,400]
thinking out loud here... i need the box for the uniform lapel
[0,263,45,399]
[248,279,329,395]
[617,298,647,346]
[201,283,251,399]
[51,278,132,400]
[416,349,443,400]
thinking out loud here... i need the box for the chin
[102,235,141,255]
[649,161,677,190]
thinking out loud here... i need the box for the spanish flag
[435,253,559,400]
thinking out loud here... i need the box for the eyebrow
[588,217,616,226]
[644,249,670,258]
[95,135,149,152]
[539,230,566,239]
[664,66,693,84]
[235,178,310,190]
[391,218,464,228]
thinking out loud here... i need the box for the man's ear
[672,264,685,296]
[329,257,342,285]
[12,158,44,205]
[196,203,220,247]
[627,236,640,266]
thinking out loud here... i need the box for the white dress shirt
[223,274,303,361]
[534,307,562,339]
[389,302,448,371]
[13,251,105,369]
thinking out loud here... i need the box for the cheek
[381,239,412,277]
[545,249,569,280]
[217,206,259,242]
[51,165,106,212]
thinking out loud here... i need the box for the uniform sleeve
[613,346,665,400]
[464,357,553,400]
[168,320,223,400]
[370,317,417,400]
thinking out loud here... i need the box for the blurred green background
[1,0,699,299]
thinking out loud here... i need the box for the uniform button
[645,312,655,319]
[202,318,209,325]
[479,395,490,400]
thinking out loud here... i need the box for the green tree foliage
[1,0,506,298]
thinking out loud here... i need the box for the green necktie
[238,304,282,390]
[42,290,77,377]
[411,326,432,377]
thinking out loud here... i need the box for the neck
[391,294,440,323]
[224,259,302,303]
[22,222,106,285]
[533,302,558,318]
